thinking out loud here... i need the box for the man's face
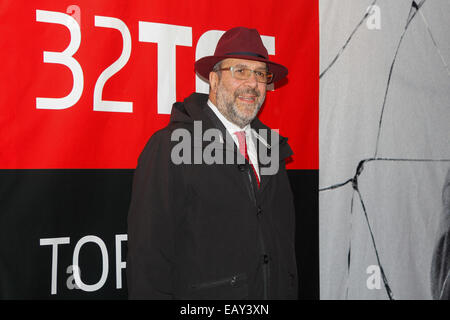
[210,58,267,128]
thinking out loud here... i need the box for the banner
[0,0,317,169]
[0,1,319,299]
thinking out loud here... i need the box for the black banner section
[288,170,319,300]
[0,169,318,299]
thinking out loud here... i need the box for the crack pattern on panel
[319,0,450,300]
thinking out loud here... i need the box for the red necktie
[234,131,260,188]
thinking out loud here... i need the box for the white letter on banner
[36,10,83,110]
[93,16,133,113]
[72,235,109,292]
[195,30,275,94]
[40,237,71,295]
[139,22,192,114]
[115,234,127,289]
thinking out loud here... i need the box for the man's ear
[209,71,219,94]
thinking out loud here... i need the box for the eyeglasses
[216,66,274,84]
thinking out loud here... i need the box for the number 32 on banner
[35,10,132,113]
[35,9,273,114]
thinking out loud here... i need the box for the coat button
[237,164,246,172]
[257,206,262,216]
[230,276,237,286]
[263,254,269,264]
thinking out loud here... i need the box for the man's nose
[244,71,258,87]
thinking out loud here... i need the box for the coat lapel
[250,118,293,194]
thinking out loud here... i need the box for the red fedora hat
[195,27,288,83]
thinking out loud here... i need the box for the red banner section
[0,0,318,169]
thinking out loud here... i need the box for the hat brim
[195,55,288,84]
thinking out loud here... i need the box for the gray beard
[216,84,266,128]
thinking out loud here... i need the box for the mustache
[234,88,261,98]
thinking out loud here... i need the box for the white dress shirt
[207,99,260,179]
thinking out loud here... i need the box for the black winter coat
[126,93,298,299]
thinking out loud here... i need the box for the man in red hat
[127,27,297,300]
